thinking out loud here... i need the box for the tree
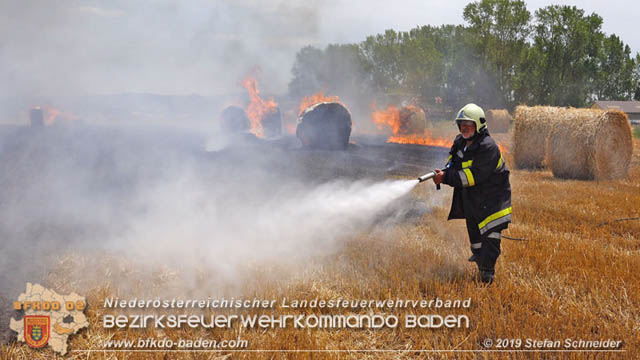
[430,25,486,108]
[398,27,445,101]
[288,2,638,110]
[595,35,637,100]
[288,44,369,99]
[358,28,446,102]
[359,30,404,94]
[635,54,640,101]
[528,5,604,106]
[463,0,531,107]
[288,46,325,97]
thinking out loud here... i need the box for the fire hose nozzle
[418,171,436,183]
[417,171,441,190]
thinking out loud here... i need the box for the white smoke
[117,174,420,274]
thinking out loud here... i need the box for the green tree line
[288,0,640,110]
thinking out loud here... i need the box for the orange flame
[370,102,427,136]
[370,101,403,134]
[388,132,452,148]
[389,132,508,154]
[298,92,340,115]
[43,106,77,125]
[371,101,507,152]
[241,76,277,138]
[497,142,507,154]
[46,108,61,125]
[371,101,448,146]
[388,133,508,154]
[285,123,297,134]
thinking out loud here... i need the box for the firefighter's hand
[433,169,444,185]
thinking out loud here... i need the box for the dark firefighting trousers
[466,218,501,275]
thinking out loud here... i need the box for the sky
[0,0,637,97]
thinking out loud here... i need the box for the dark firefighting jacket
[442,130,512,235]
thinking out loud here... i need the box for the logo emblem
[24,315,50,348]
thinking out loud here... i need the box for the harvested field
[1,126,638,359]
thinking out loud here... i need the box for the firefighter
[433,103,511,283]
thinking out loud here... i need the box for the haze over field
[1,0,637,97]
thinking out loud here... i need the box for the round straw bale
[399,106,431,133]
[261,106,282,138]
[220,106,250,133]
[546,109,632,180]
[30,107,44,127]
[486,109,511,133]
[513,105,557,169]
[296,102,352,150]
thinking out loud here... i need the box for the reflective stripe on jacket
[443,130,512,234]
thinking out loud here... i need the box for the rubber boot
[478,270,495,284]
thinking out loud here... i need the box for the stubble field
[1,130,638,360]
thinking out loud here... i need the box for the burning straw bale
[30,107,44,127]
[261,106,282,138]
[399,106,430,134]
[220,106,250,133]
[547,109,632,180]
[513,105,557,169]
[296,102,352,150]
[486,109,511,133]
[371,104,431,137]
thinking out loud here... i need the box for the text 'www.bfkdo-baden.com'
[103,336,249,350]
